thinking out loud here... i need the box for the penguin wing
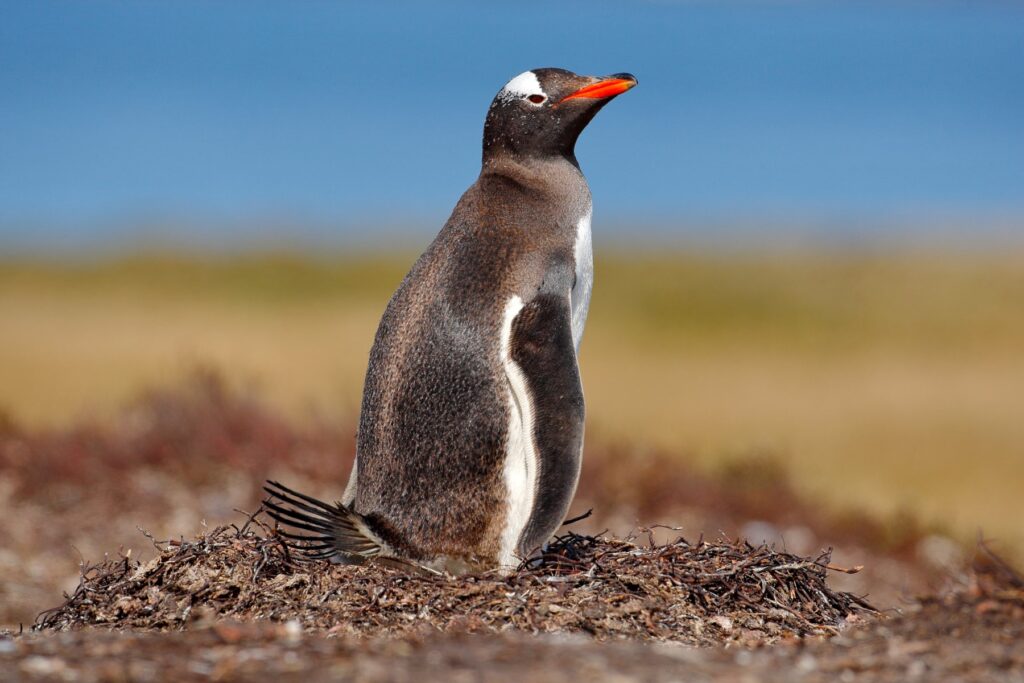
[508,280,586,557]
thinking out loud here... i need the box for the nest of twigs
[35,510,875,646]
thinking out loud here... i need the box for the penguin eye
[526,94,546,105]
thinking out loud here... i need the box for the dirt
[3,559,1023,682]
[1,372,1021,681]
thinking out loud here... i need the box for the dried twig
[34,515,881,645]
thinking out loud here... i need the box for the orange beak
[559,75,638,103]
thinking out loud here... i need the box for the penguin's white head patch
[497,71,548,106]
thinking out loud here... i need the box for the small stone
[284,619,303,644]
[916,535,963,570]
[709,615,733,632]
[21,656,66,676]
[796,654,817,672]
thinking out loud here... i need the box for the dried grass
[35,512,874,646]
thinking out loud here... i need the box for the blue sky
[1,1,1022,247]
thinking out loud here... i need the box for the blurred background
[1,0,1023,621]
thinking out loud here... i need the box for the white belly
[570,206,593,351]
[498,295,539,568]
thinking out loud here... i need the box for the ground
[1,376,1022,681]
[7,600,1024,683]
[3,522,1023,682]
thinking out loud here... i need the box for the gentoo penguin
[265,68,637,573]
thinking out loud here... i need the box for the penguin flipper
[509,287,586,557]
[263,480,386,562]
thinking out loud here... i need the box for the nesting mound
[36,512,874,645]
[9,550,1023,683]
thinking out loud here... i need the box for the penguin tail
[262,480,385,563]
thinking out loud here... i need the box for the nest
[35,511,874,646]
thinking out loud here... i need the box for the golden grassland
[1,247,1022,551]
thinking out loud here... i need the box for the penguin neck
[480,151,587,196]
[482,145,580,170]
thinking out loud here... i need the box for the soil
[3,558,1022,682]
[1,373,1021,681]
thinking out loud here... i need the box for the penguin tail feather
[262,480,385,563]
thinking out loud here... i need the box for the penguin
[265,68,637,573]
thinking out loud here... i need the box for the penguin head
[483,68,637,166]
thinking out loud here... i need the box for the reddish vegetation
[0,370,354,505]
[577,443,932,559]
[1,369,934,553]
